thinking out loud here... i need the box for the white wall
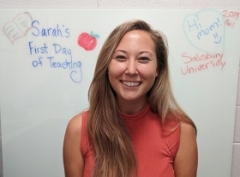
[0,1,239,177]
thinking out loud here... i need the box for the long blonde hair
[88,19,196,177]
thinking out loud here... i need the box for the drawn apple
[77,31,98,51]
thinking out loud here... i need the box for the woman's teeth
[122,81,140,87]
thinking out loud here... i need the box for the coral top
[81,105,180,177]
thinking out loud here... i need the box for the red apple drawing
[77,32,98,51]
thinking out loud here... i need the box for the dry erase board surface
[0,9,240,177]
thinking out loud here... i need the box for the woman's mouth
[121,81,141,87]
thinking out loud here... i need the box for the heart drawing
[183,9,225,54]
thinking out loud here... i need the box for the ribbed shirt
[81,105,180,177]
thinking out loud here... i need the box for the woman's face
[108,30,158,106]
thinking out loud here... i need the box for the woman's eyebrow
[139,51,153,56]
[114,49,127,53]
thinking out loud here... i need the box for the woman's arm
[63,114,84,177]
[174,123,198,177]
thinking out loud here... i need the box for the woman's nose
[125,59,138,75]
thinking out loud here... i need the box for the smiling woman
[63,19,198,177]
[108,30,158,113]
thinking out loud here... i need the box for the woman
[63,19,198,177]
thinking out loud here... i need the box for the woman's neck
[117,97,148,115]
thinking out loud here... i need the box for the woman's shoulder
[65,110,89,135]
[162,118,196,143]
[180,122,196,135]
[163,110,196,134]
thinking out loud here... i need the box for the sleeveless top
[80,105,181,177]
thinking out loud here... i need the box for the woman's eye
[115,55,126,60]
[139,57,150,62]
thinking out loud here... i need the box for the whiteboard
[0,9,240,177]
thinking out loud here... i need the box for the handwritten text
[181,52,226,75]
